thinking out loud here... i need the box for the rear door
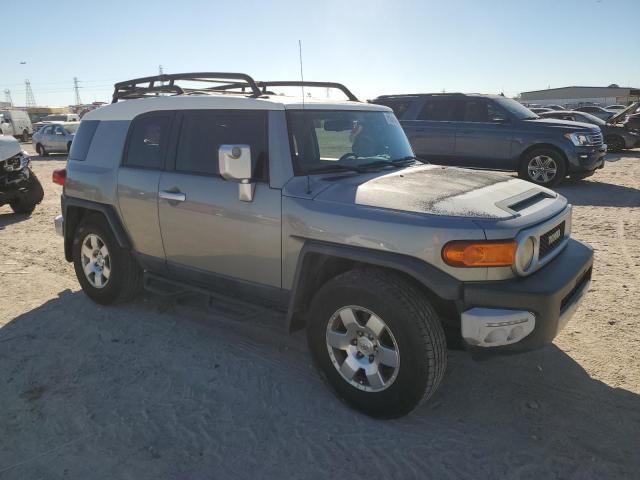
[401,96,458,164]
[116,111,172,267]
[51,124,68,151]
[158,109,281,288]
[454,98,513,169]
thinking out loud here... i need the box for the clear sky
[2,0,639,106]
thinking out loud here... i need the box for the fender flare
[62,196,132,261]
[286,240,463,332]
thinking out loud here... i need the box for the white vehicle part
[461,308,535,347]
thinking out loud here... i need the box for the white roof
[84,94,390,121]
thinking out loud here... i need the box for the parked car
[574,105,614,120]
[545,104,566,111]
[52,72,594,418]
[41,113,81,122]
[530,107,554,114]
[370,93,606,186]
[608,102,640,133]
[539,110,640,152]
[0,110,33,142]
[0,135,44,213]
[605,105,626,112]
[32,122,79,156]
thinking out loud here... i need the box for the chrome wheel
[326,305,400,392]
[528,155,557,183]
[80,234,111,289]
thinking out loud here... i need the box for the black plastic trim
[286,240,462,332]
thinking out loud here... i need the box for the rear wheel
[9,172,43,214]
[36,143,48,157]
[307,268,447,418]
[519,148,566,187]
[605,135,625,153]
[22,130,29,142]
[72,214,142,304]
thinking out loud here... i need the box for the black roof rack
[111,72,262,103]
[256,81,359,101]
[210,80,359,101]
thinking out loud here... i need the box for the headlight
[2,152,30,172]
[515,237,535,272]
[564,132,591,146]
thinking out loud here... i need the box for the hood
[311,164,565,220]
[0,135,21,162]
[524,117,599,132]
[607,101,639,124]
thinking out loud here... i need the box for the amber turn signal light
[442,240,516,267]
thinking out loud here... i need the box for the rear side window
[124,113,172,169]
[418,98,457,121]
[175,110,268,180]
[68,120,99,161]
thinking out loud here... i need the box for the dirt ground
[1,145,639,479]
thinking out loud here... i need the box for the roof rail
[256,81,359,101]
[111,72,262,103]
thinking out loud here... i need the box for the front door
[454,98,513,169]
[51,124,68,152]
[158,110,282,288]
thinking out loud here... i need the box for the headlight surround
[515,236,536,273]
[2,152,30,172]
[564,132,591,146]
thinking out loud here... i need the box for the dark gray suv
[371,93,607,186]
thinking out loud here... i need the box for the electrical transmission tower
[4,89,12,107]
[25,80,36,107]
[73,77,82,105]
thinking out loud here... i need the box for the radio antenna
[298,40,305,108]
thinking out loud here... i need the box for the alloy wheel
[80,233,111,288]
[528,155,557,183]
[326,305,400,392]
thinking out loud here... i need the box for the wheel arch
[286,240,462,332]
[519,143,568,167]
[63,197,132,262]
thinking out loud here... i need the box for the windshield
[45,115,67,121]
[494,97,539,120]
[287,110,415,174]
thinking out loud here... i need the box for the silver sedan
[32,122,79,156]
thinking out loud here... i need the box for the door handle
[159,190,186,202]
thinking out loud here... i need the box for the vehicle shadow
[0,211,31,229]
[557,179,640,207]
[0,290,638,479]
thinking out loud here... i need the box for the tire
[306,268,447,418]
[518,148,567,187]
[605,135,625,153]
[72,214,142,305]
[36,143,49,157]
[9,171,44,214]
[22,130,29,142]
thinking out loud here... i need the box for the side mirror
[218,144,255,202]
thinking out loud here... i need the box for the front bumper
[567,145,606,173]
[460,238,593,352]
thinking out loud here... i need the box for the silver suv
[53,72,593,418]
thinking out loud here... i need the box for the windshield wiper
[359,157,417,170]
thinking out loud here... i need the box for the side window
[124,113,172,169]
[418,98,456,121]
[487,101,509,122]
[175,110,268,180]
[461,99,488,122]
[69,120,99,161]
[377,100,411,119]
[54,125,65,135]
[42,125,52,134]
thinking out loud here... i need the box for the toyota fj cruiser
[53,72,593,418]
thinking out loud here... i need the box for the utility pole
[25,80,36,107]
[4,89,12,107]
[73,77,82,105]
[158,65,165,86]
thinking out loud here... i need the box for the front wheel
[307,268,447,418]
[518,148,566,187]
[72,214,142,305]
[9,171,44,214]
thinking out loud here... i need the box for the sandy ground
[0,145,639,479]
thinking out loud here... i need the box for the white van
[0,110,33,141]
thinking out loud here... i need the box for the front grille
[539,221,565,259]
[588,131,603,147]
